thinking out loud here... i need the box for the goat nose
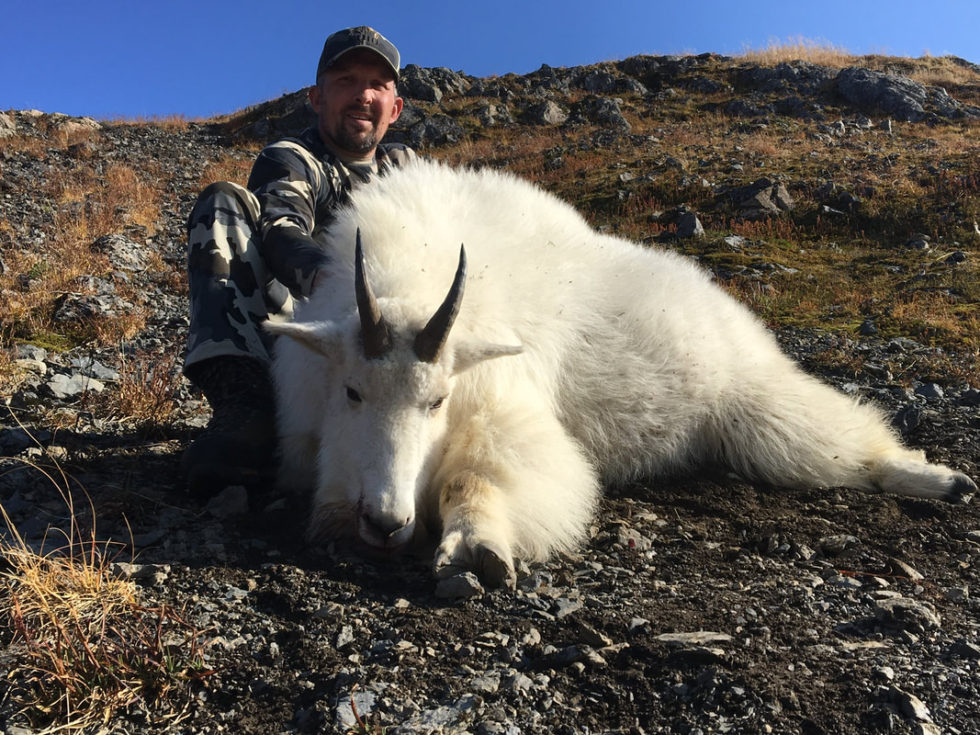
[359,510,412,547]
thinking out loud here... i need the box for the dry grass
[737,37,980,99]
[106,115,193,131]
[0,446,213,732]
[738,36,858,68]
[91,350,182,433]
[46,161,163,237]
[0,159,162,348]
[196,149,260,189]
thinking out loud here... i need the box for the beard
[328,107,381,156]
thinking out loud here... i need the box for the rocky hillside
[1,51,979,734]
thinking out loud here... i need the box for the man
[182,26,416,495]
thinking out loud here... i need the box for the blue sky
[3,0,979,120]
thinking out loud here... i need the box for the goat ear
[264,320,342,358]
[452,340,523,375]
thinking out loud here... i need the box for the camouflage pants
[183,182,294,374]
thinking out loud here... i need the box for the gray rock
[677,212,704,238]
[503,671,535,693]
[0,111,16,138]
[580,71,620,94]
[50,114,102,137]
[837,67,928,121]
[406,695,478,730]
[629,617,651,631]
[392,102,426,129]
[335,689,377,731]
[726,98,774,118]
[0,427,52,456]
[470,671,501,693]
[741,188,782,217]
[943,585,969,602]
[656,631,733,647]
[738,61,835,97]
[476,724,522,735]
[950,638,980,660]
[892,405,922,435]
[666,645,728,667]
[335,625,355,649]
[14,344,47,362]
[875,597,941,632]
[69,356,120,381]
[435,571,484,599]
[399,64,470,103]
[888,686,934,723]
[729,179,795,219]
[886,557,924,581]
[92,233,151,272]
[839,66,980,121]
[477,102,514,126]
[405,114,465,148]
[859,319,878,336]
[873,665,896,681]
[553,597,584,618]
[771,182,795,210]
[526,100,568,126]
[616,525,652,551]
[575,96,631,131]
[959,387,980,407]
[914,383,944,400]
[206,485,249,518]
[819,534,860,556]
[43,372,105,399]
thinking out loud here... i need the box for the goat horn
[354,229,392,359]
[415,245,466,363]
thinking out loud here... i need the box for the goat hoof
[477,546,516,590]
[433,532,515,589]
[949,472,977,504]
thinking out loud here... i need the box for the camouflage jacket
[246,127,416,297]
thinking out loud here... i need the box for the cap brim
[321,47,400,81]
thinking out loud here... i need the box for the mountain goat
[266,160,975,587]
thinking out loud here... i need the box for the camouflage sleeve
[379,143,419,169]
[247,140,337,296]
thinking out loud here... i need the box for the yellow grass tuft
[738,36,857,68]
[0,435,213,732]
[90,349,182,432]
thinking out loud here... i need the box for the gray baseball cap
[316,26,400,82]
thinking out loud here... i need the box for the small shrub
[94,349,182,433]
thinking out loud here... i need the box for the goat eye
[346,387,362,403]
[429,397,445,411]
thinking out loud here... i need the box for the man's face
[309,49,404,159]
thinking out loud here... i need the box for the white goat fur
[267,159,973,583]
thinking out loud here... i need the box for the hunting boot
[181,356,277,497]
